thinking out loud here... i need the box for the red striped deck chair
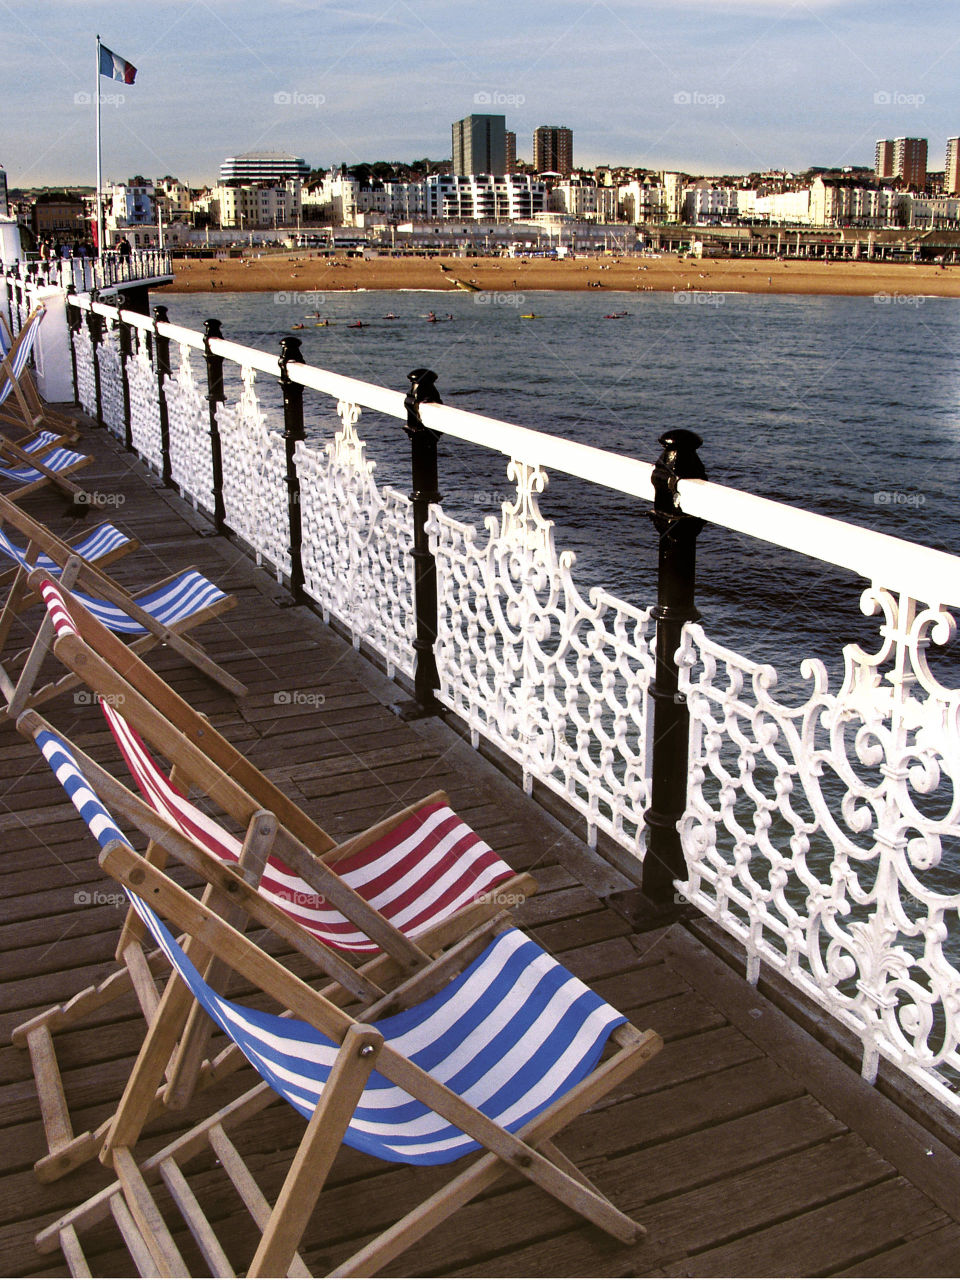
[12,579,534,1182]
[0,554,246,713]
[30,727,660,1277]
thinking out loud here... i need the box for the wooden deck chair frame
[0,308,80,443]
[36,834,661,1278]
[0,489,138,605]
[0,428,91,502]
[11,590,533,1181]
[0,559,247,712]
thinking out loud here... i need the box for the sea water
[160,287,960,681]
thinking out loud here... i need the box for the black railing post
[117,311,133,450]
[202,318,226,532]
[65,287,80,407]
[278,335,306,601]
[401,368,443,717]
[88,300,104,427]
[153,305,173,486]
[639,428,707,910]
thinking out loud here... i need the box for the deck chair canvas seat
[1,561,247,713]
[0,428,91,501]
[0,493,138,603]
[30,728,661,1278]
[13,579,534,1183]
[0,307,80,442]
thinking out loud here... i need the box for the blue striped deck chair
[31,727,661,1278]
[11,590,533,1184]
[0,308,79,444]
[1,559,246,713]
[0,488,136,595]
[0,426,91,501]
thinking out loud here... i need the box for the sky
[2,0,959,189]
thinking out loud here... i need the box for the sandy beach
[159,251,960,298]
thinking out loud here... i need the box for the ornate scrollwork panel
[166,344,215,515]
[678,587,960,1111]
[127,342,163,470]
[217,366,290,579]
[296,401,415,677]
[74,324,96,419]
[97,327,124,439]
[428,458,655,854]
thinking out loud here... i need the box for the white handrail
[62,293,960,604]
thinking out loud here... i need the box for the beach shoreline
[158,251,960,299]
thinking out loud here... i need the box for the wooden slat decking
[0,419,957,1277]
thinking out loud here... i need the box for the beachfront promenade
[1,415,959,1276]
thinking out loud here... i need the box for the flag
[99,43,137,84]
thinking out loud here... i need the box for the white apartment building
[751,187,812,224]
[424,174,546,222]
[548,181,618,221]
[104,181,155,228]
[807,178,902,227]
[617,181,664,224]
[682,184,741,223]
[203,181,300,229]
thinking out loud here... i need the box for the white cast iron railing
[55,287,960,1116]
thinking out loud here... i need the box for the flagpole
[95,34,103,260]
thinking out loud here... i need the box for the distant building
[104,180,156,228]
[0,166,7,218]
[549,180,618,221]
[533,126,573,177]
[875,139,895,179]
[31,192,87,240]
[218,151,310,184]
[451,115,506,176]
[618,180,664,223]
[208,181,300,229]
[505,131,516,174]
[945,138,960,195]
[425,173,545,221]
[876,138,927,188]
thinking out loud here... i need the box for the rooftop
[0,416,958,1276]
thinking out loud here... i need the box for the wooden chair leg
[6,557,80,716]
[163,810,278,1110]
[248,1025,384,1278]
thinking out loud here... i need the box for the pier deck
[0,420,958,1278]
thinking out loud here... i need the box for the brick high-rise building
[876,138,927,188]
[451,115,506,176]
[533,126,573,176]
[946,138,960,195]
[875,139,895,179]
[505,131,516,174]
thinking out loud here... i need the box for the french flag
[99,43,137,84]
